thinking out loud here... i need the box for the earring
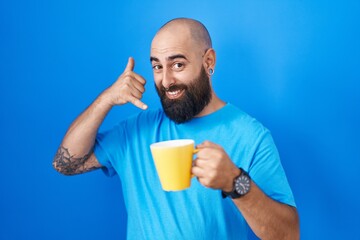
[209,68,214,75]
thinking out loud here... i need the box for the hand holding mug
[192,141,240,192]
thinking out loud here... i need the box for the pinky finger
[129,96,148,110]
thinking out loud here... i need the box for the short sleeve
[249,130,296,207]
[94,123,126,177]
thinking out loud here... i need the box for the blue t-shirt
[94,103,295,240]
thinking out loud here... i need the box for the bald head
[155,18,212,51]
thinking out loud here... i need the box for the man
[53,18,299,239]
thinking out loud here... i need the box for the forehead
[150,28,199,61]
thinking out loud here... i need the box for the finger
[131,78,146,93]
[197,177,212,188]
[196,148,217,160]
[131,71,147,85]
[129,87,143,100]
[197,140,213,148]
[193,158,208,168]
[125,80,144,98]
[125,57,135,72]
[128,95,148,110]
[192,166,205,178]
[197,141,221,150]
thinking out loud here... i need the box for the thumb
[125,57,135,71]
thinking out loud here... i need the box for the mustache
[162,84,188,92]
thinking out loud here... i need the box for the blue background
[1,0,359,239]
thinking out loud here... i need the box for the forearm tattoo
[53,146,97,175]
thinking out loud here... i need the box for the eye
[173,62,184,70]
[152,64,162,71]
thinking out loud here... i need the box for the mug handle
[191,148,199,178]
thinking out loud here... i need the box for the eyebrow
[167,54,188,61]
[150,56,159,63]
[150,54,188,63]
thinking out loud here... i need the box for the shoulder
[224,103,269,135]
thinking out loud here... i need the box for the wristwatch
[222,168,251,199]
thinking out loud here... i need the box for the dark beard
[155,67,212,124]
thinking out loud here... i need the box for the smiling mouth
[165,89,185,99]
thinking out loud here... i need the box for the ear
[203,48,216,75]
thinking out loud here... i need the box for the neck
[195,92,226,118]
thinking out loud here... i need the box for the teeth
[168,90,180,96]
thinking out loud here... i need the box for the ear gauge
[209,68,214,75]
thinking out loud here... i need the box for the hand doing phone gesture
[103,57,148,110]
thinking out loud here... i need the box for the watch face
[235,174,251,195]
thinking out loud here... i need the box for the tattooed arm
[53,57,147,175]
[52,95,111,175]
[53,146,101,175]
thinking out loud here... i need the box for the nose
[162,69,175,89]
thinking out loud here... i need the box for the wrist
[93,92,114,114]
[222,168,251,199]
[222,167,241,192]
[97,89,115,109]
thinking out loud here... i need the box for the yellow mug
[150,139,198,191]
